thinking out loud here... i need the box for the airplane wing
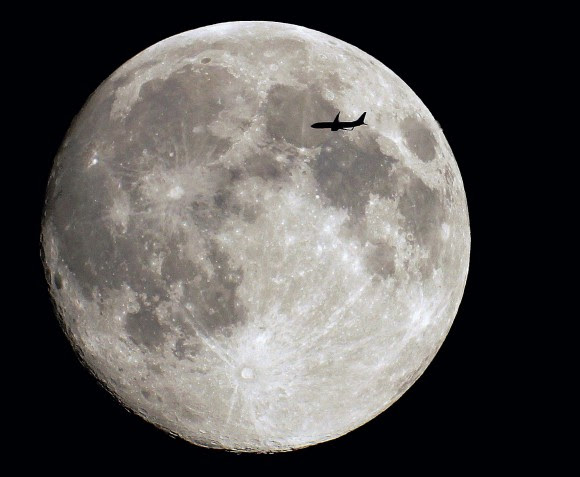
[333,112,340,123]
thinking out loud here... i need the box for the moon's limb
[42,21,470,452]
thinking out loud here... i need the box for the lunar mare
[42,21,470,452]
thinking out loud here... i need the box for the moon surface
[42,21,470,452]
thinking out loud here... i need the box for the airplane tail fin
[358,112,367,124]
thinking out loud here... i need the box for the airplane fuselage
[311,120,361,131]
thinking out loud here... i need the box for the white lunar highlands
[42,22,470,452]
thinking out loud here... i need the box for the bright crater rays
[41,21,470,452]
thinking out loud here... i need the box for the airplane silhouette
[311,112,367,131]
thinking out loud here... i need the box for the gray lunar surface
[42,21,470,452]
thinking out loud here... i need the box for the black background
[21,3,543,473]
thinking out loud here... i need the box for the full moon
[42,21,470,452]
